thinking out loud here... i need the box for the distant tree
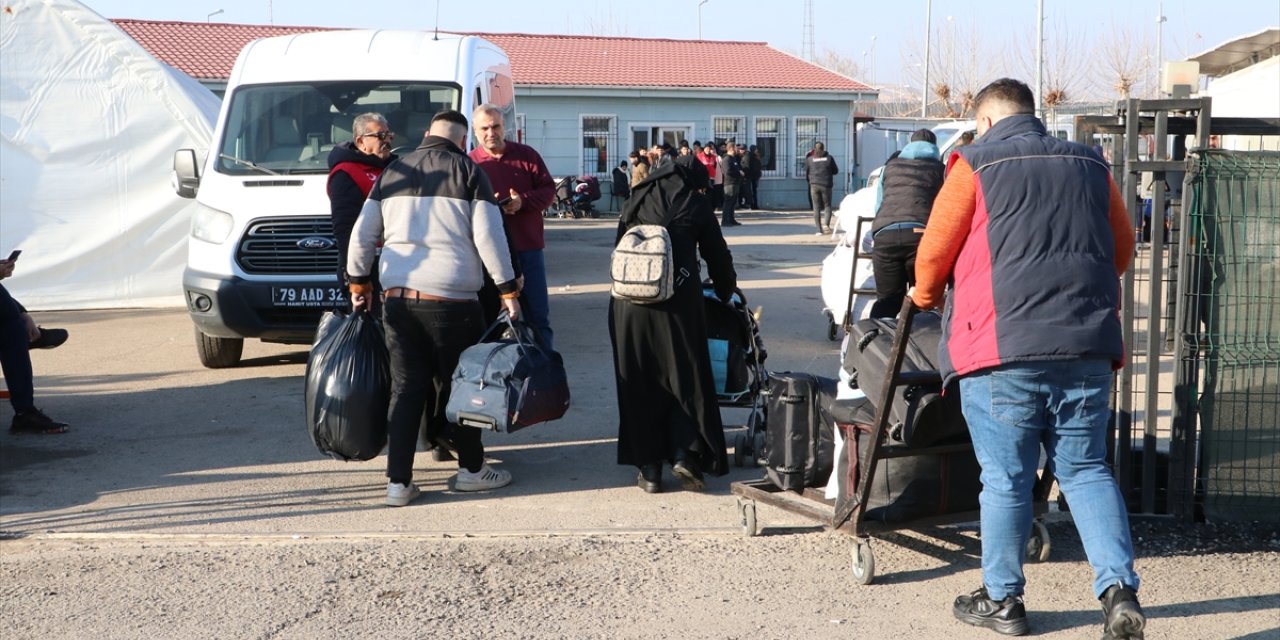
[899,18,1006,118]
[1012,19,1090,109]
[568,7,631,37]
[1096,24,1154,99]
[813,48,865,83]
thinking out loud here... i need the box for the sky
[84,0,1278,88]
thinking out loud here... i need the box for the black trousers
[721,183,739,224]
[0,284,33,413]
[382,298,485,484]
[870,228,923,318]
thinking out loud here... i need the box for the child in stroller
[702,284,769,466]
[545,175,602,219]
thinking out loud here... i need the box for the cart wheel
[1025,520,1051,563]
[851,540,876,585]
[738,499,758,537]
[732,434,748,468]
[827,318,839,341]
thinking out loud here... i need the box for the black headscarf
[674,153,709,190]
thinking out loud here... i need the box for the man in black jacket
[327,112,397,293]
[868,128,944,317]
[804,142,838,234]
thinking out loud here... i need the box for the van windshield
[216,81,460,175]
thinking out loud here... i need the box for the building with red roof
[112,19,877,208]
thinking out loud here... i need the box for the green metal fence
[1176,150,1280,522]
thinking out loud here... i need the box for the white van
[173,30,516,367]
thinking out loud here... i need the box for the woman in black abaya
[609,154,737,493]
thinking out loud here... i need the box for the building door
[630,124,694,153]
[657,126,690,148]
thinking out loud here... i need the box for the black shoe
[637,463,662,493]
[429,446,455,462]
[671,459,705,491]
[1100,583,1145,640]
[10,408,69,435]
[953,587,1029,636]
[29,327,68,350]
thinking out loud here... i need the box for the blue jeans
[959,359,1139,600]
[518,249,553,350]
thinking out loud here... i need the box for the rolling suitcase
[762,372,836,491]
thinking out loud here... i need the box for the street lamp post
[1156,2,1167,95]
[698,0,709,40]
[922,0,932,118]
[206,9,224,22]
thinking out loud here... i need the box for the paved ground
[2,212,1277,639]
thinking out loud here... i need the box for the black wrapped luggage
[842,312,967,448]
[762,372,836,491]
[835,422,981,524]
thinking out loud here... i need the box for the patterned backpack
[610,222,673,303]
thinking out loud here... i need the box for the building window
[581,115,616,176]
[754,117,784,178]
[712,116,746,147]
[515,113,525,144]
[794,116,827,177]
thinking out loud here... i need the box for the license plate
[271,286,345,307]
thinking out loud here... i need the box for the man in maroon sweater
[469,104,558,348]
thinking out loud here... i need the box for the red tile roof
[111,19,872,93]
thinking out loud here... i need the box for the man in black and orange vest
[328,112,397,300]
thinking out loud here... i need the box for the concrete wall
[514,92,860,210]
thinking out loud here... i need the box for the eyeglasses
[361,131,395,141]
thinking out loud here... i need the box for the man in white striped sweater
[348,110,521,507]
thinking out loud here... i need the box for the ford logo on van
[297,236,335,251]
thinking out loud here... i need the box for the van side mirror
[173,149,201,199]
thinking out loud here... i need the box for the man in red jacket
[469,104,557,348]
[327,112,396,295]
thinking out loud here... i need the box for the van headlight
[191,204,234,244]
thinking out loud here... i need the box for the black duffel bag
[304,310,390,461]
[833,421,982,527]
[841,312,967,448]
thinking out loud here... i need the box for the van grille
[236,217,339,275]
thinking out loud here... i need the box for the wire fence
[1179,150,1280,522]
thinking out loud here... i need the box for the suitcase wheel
[737,499,758,537]
[1025,520,1052,563]
[851,540,876,585]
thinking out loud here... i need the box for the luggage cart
[731,297,1054,584]
[821,216,877,341]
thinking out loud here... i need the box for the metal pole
[1035,0,1044,120]
[1156,2,1167,96]
[922,0,932,118]
[698,0,708,40]
[870,35,876,86]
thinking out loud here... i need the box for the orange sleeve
[911,156,976,310]
[1107,175,1135,275]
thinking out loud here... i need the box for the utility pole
[1156,2,1167,95]
[1035,0,1044,120]
[802,0,816,61]
[922,0,932,117]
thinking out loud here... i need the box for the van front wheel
[194,327,243,368]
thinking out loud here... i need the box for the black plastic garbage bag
[304,310,389,461]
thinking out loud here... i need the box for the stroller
[545,175,602,219]
[702,284,769,466]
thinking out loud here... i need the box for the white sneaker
[454,464,512,492]
[386,481,421,507]
[815,231,825,236]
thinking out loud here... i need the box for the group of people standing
[327,105,555,507]
[320,77,1144,640]
[629,140,762,228]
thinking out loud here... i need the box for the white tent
[0,0,219,309]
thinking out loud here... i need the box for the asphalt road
[2,212,1277,639]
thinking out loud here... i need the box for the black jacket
[327,142,395,280]
[872,156,944,233]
